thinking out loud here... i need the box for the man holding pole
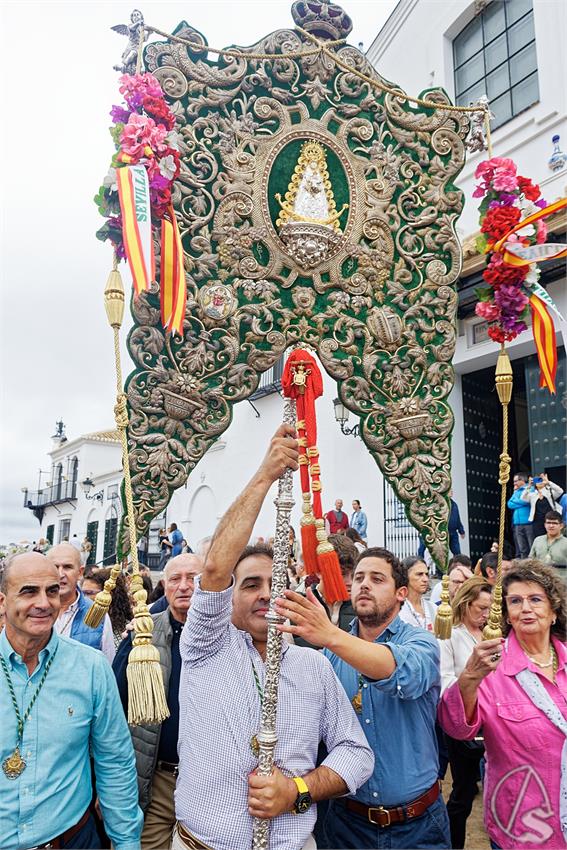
[173,424,374,850]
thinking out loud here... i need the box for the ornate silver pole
[252,398,297,850]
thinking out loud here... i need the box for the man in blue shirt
[275,546,450,849]
[507,471,534,557]
[350,499,368,541]
[0,551,143,850]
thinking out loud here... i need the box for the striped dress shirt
[176,576,374,850]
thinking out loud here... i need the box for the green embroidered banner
[121,2,469,567]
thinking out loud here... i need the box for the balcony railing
[24,480,78,509]
[250,356,284,399]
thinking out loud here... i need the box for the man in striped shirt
[174,424,374,850]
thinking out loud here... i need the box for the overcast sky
[0,0,398,543]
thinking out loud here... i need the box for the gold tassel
[483,581,503,640]
[84,563,121,628]
[126,573,170,725]
[434,574,452,639]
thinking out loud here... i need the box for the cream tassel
[126,572,170,725]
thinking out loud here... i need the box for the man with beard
[275,547,449,849]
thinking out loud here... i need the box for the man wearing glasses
[529,510,567,570]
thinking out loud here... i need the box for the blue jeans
[512,523,533,558]
[449,532,461,556]
[61,813,101,849]
[325,795,451,849]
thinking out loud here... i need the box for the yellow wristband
[292,776,309,795]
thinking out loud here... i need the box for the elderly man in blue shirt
[0,551,143,850]
[275,546,450,849]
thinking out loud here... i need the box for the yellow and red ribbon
[116,165,155,296]
[530,295,557,393]
[160,205,186,336]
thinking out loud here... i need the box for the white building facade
[23,428,124,567]
[24,0,566,563]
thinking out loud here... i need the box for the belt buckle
[368,806,391,827]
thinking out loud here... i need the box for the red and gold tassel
[282,350,348,603]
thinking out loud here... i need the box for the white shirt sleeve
[101,615,116,663]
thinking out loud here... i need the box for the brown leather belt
[29,808,91,849]
[157,759,179,775]
[176,822,214,850]
[344,781,440,828]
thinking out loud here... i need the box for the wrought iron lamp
[81,476,104,503]
[333,397,360,437]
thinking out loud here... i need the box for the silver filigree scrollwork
[251,398,296,850]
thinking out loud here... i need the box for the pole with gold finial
[103,255,169,725]
[483,345,513,640]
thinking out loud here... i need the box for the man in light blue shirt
[350,499,368,540]
[0,551,143,850]
[276,546,449,849]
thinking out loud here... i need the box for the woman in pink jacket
[438,561,566,849]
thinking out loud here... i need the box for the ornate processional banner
[120,2,470,566]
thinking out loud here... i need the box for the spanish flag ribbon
[503,242,567,267]
[530,295,558,393]
[160,205,186,336]
[492,196,567,257]
[116,165,155,296]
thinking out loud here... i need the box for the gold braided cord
[105,256,169,725]
[483,347,513,640]
[113,328,141,574]
[143,21,493,129]
[145,23,346,59]
[296,26,483,114]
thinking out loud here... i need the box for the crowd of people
[1,427,565,850]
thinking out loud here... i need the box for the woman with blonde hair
[439,577,492,848]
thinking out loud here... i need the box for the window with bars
[453,0,539,130]
[86,521,99,566]
[103,518,118,566]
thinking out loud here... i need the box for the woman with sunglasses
[438,560,566,849]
